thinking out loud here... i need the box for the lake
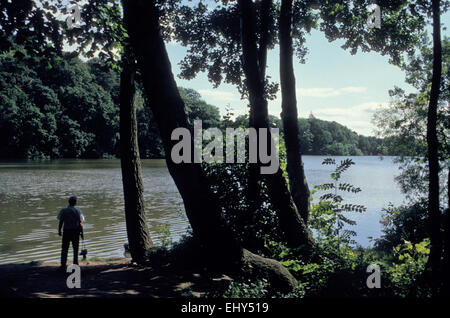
[0,156,405,264]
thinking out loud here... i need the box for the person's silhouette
[57,195,85,271]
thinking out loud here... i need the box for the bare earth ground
[0,258,231,298]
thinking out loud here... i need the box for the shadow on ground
[0,259,231,298]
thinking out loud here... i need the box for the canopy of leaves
[171,0,435,100]
[0,0,64,56]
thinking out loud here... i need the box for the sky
[165,9,450,137]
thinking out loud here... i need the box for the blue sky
[166,10,450,136]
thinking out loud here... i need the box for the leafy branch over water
[312,158,366,246]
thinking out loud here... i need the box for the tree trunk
[443,168,450,296]
[427,0,442,291]
[279,0,311,222]
[257,0,271,79]
[120,51,153,263]
[121,0,298,291]
[122,1,239,261]
[248,0,272,229]
[238,0,312,248]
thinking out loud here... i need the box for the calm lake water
[0,157,405,264]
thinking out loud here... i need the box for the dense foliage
[1,42,397,159]
[299,116,384,156]
[205,154,434,298]
[0,43,219,159]
[0,45,117,159]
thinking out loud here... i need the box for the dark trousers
[61,229,80,266]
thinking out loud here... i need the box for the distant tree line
[1,47,399,159]
[233,113,392,156]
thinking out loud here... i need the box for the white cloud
[339,86,368,94]
[296,86,367,97]
[198,89,241,103]
[197,86,383,136]
[309,101,388,136]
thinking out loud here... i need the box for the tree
[374,35,449,261]
[171,1,427,242]
[371,1,449,294]
[0,47,59,158]
[297,118,313,153]
[324,6,449,282]
[62,0,154,262]
[119,47,153,262]
[427,0,443,289]
[238,0,312,248]
[0,45,120,159]
[50,57,118,158]
[444,170,450,295]
[279,0,311,222]
[121,0,298,290]
[179,87,221,128]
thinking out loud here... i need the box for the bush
[221,279,271,298]
[204,161,283,253]
[374,202,429,252]
[382,239,432,297]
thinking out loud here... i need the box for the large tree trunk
[121,0,298,291]
[279,0,311,222]
[247,0,272,228]
[427,0,442,290]
[238,0,312,248]
[120,51,153,263]
[122,1,239,261]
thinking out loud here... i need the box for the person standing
[57,195,85,271]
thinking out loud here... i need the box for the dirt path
[0,258,231,298]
